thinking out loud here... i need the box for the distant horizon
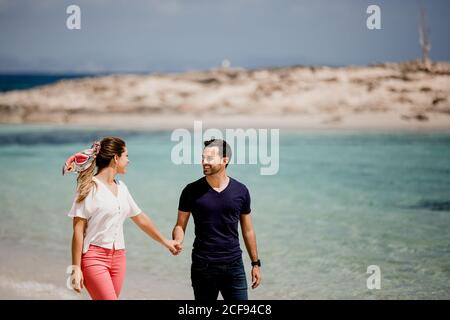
[1,58,449,76]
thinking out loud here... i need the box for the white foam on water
[0,275,80,300]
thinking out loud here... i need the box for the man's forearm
[172,226,185,243]
[243,230,258,261]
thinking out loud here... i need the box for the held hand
[164,239,182,255]
[71,267,84,293]
[251,266,261,289]
[174,240,183,254]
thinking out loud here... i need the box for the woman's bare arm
[71,217,86,292]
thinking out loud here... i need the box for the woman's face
[115,147,129,174]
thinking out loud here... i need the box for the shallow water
[1,125,449,299]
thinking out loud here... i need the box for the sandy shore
[1,61,449,130]
[0,239,193,300]
[0,240,83,300]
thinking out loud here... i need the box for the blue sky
[0,0,449,73]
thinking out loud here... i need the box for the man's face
[202,146,227,175]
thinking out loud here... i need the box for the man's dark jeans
[191,257,248,301]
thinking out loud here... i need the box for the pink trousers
[81,244,126,300]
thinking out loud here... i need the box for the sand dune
[1,61,449,129]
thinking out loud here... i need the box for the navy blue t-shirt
[178,177,251,263]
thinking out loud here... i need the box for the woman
[63,137,181,300]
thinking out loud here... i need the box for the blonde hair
[76,137,126,202]
[76,161,97,202]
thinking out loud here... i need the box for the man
[172,138,261,301]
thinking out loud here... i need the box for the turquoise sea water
[0,74,91,92]
[0,125,449,299]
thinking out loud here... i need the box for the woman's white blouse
[68,176,142,253]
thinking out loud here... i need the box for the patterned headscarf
[62,141,101,175]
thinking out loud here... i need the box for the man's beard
[203,165,221,175]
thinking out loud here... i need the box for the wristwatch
[251,259,261,267]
